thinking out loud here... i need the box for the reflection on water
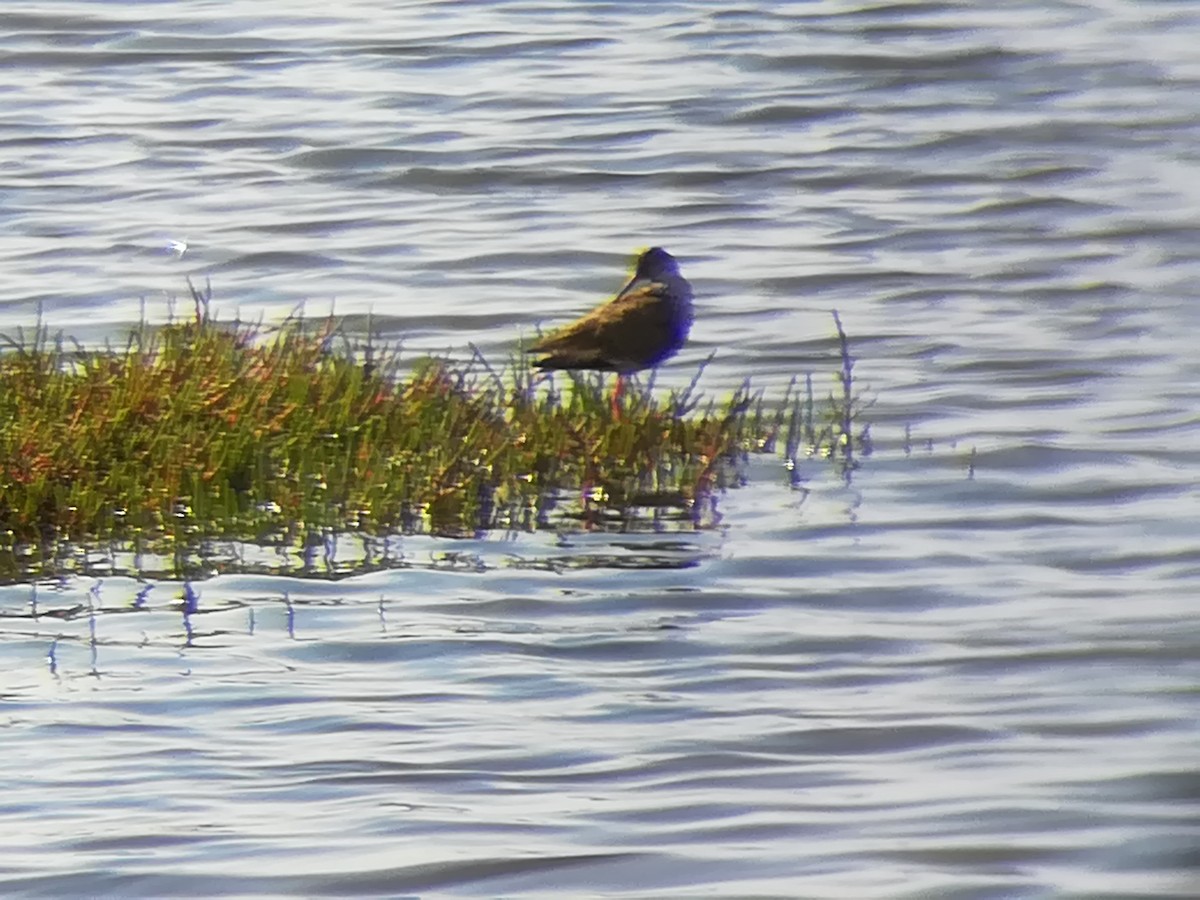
[0,522,722,585]
[1,0,1198,896]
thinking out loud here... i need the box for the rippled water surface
[2,1,1199,897]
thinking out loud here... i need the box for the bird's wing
[530,279,672,363]
[535,280,667,348]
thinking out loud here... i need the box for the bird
[527,247,694,378]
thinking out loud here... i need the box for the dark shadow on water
[0,497,723,587]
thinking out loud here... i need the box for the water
[1,1,1198,897]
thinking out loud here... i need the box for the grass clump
[0,282,868,568]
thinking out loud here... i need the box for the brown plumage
[528,247,694,374]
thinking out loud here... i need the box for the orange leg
[610,374,624,419]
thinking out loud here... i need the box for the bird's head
[635,246,679,280]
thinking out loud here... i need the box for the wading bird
[528,247,693,410]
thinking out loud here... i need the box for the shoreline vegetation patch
[0,281,869,582]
